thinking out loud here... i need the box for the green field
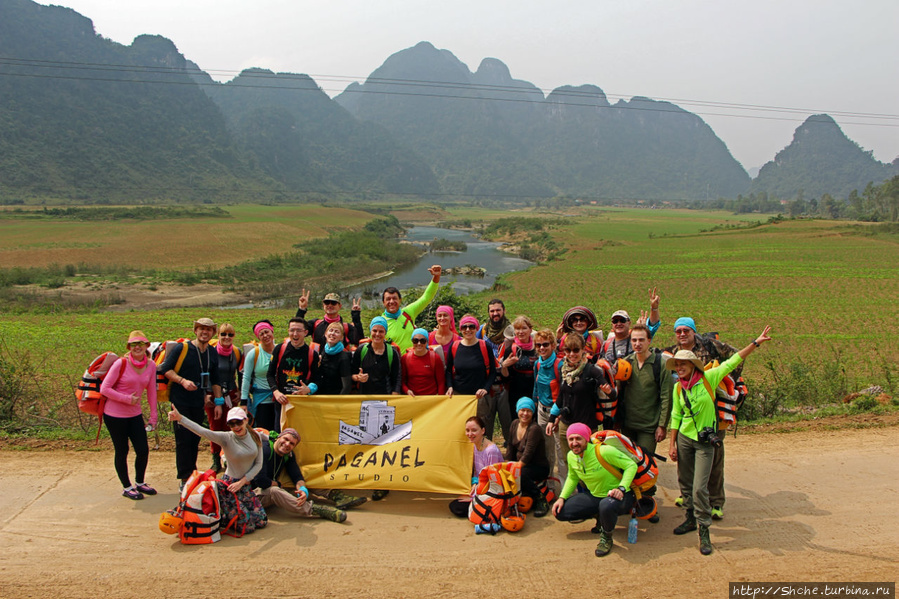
[1,204,896,429]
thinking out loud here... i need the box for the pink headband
[436,305,457,334]
[254,322,274,337]
[566,423,592,442]
[459,315,479,329]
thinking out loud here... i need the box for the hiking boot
[674,495,684,508]
[594,530,614,557]
[699,524,713,555]
[648,514,660,524]
[211,454,223,474]
[371,489,390,501]
[328,489,368,510]
[533,493,550,518]
[711,506,724,520]
[312,503,347,523]
[673,509,697,535]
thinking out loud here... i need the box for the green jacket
[560,443,637,500]
[669,353,742,441]
[383,280,439,352]
[621,351,672,432]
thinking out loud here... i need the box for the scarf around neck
[561,358,587,386]
[216,343,233,357]
[324,342,345,355]
[483,316,510,343]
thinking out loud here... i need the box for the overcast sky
[45,0,898,170]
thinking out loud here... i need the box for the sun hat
[516,397,536,413]
[566,422,592,441]
[226,407,248,422]
[127,330,149,345]
[562,306,598,331]
[193,317,216,330]
[665,350,704,371]
[673,317,697,333]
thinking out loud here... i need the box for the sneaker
[312,503,347,523]
[532,493,550,518]
[135,483,157,496]
[673,509,697,535]
[699,524,713,555]
[371,489,390,501]
[328,489,368,510]
[122,488,144,500]
[648,514,660,524]
[674,496,684,508]
[594,530,614,557]
[711,506,724,520]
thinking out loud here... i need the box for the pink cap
[566,423,592,442]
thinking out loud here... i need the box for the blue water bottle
[475,523,500,535]
[627,516,638,544]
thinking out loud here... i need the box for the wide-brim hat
[665,350,704,371]
[562,306,598,331]
[193,317,217,329]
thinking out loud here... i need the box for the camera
[697,427,722,447]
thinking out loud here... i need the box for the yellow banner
[283,394,476,495]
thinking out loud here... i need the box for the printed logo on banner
[338,400,412,446]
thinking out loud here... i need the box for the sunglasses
[570,316,588,323]
[323,300,338,306]
[412,338,428,345]
[567,347,583,354]
[128,342,148,348]
[675,328,693,335]
[611,317,629,324]
[535,342,551,348]
[460,324,477,331]
[219,332,234,337]
[227,420,244,428]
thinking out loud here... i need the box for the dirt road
[1,425,896,599]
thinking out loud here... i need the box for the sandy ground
[0,425,896,599]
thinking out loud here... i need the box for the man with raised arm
[380,265,442,353]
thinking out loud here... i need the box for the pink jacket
[100,356,158,426]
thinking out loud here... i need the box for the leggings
[104,414,149,488]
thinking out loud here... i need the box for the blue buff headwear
[412,328,428,340]
[673,317,697,333]
[516,397,536,413]
[370,316,389,332]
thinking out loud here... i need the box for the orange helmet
[500,514,525,532]
[158,511,182,535]
[518,496,534,514]
[634,497,657,521]
[614,359,632,381]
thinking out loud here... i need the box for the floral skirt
[217,474,267,536]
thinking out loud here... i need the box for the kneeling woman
[167,405,267,535]
[668,325,771,555]
[449,416,503,517]
[506,397,550,517]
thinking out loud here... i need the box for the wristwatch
[617,486,626,494]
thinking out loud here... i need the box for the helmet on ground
[615,359,633,381]
[634,496,657,521]
[500,514,525,532]
[159,511,183,535]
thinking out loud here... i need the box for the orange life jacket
[469,462,522,526]
[590,430,659,503]
[163,469,223,545]
[76,352,126,443]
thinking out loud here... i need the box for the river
[349,226,534,296]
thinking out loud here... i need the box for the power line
[1,55,897,127]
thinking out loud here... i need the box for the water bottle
[627,516,638,544]
[475,523,500,535]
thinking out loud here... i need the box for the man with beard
[476,298,510,439]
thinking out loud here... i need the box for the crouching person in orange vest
[251,428,348,523]
[551,423,637,558]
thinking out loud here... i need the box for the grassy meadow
[1,203,896,431]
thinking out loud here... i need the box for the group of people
[100,264,773,556]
